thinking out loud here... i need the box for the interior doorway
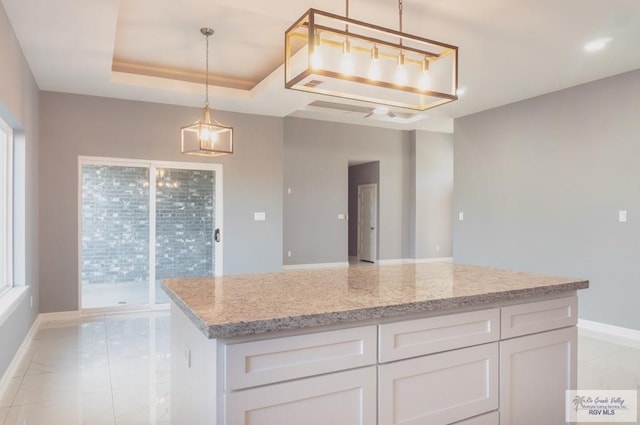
[79,157,223,311]
[358,184,377,262]
[348,161,379,264]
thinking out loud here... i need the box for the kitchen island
[161,262,588,425]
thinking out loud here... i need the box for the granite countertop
[161,262,589,339]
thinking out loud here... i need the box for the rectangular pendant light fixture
[285,7,459,111]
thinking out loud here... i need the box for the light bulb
[200,127,210,142]
[310,32,323,69]
[418,59,431,91]
[368,46,381,81]
[395,54,408,86]
[310,47,323,70]
[341,40,354,76]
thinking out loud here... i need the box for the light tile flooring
[0,311,170,425]
[1,312,639,425]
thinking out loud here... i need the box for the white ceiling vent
[306,100,425,124]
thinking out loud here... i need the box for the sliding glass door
[79,158,222,310]
[154,167,216,305]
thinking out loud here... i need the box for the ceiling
[2,0,640,133]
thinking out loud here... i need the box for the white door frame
[77,156,223,312]
[357,183,378,263]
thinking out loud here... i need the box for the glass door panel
[81,164,150,309]
[154,168,215,304]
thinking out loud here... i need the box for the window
[0,116,13,296]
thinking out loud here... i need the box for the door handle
[215,228,221,242]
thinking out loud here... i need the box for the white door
[357,184,377,263]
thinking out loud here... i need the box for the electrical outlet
[436,245,440,252]
[458,212,464,221]
[619,210,627,222]
[287,251,292,257]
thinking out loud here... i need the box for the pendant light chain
[204,31,210,108]
[398,0,403,48]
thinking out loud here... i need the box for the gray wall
[348,162,380,258]
[454,69,640,330]
[413,131,454,259]
[0,2,40,379]
[39,92,283,313]
[283,117,413,265]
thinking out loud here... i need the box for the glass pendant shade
[284,8,458,111]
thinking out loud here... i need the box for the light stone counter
[161,262,588,339]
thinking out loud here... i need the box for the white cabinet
[500,326,577,425]
[226,325,377,390]
[226,366,377,425]
[501,296,577,339]
[379,343,499,425]
[378,308,500,362]
[170,294,579,425]
[499,297,578,425]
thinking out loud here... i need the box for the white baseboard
[413,257,453,264]
[0,314,40,399]
[377,257,453,265]
[283,258,453,269]
[578,319,640,346]
[38,310,81,323]
[283,262,350,270]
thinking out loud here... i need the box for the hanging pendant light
[284,0,458,111]
[181,28,233,157]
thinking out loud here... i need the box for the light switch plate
[458,212,464,221]
[254,212,266,221]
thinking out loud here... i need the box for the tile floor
[1,312,639,425]
[0,311,170,425]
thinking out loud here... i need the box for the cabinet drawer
[225,325,377,390]
[226,366,377,425]
[501,296,577,339]
[379,308,499,362]
[379,343,499,425]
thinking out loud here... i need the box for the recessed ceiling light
[373,106,390,115]
[584,37,612,53]
[456,87,467,96]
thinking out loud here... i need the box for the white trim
[0,286,28,327]
[0,118,13,291]
[413,257,453,264]
[578,319,640,346]
[38,310,81,323]
[0,312,39,398]
[377,257,453,265]
[283,262,350,270]
[283,258,454,270]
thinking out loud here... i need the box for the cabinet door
[379,343,499,425]
[226,366,376,425]
[500,326,576,425]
